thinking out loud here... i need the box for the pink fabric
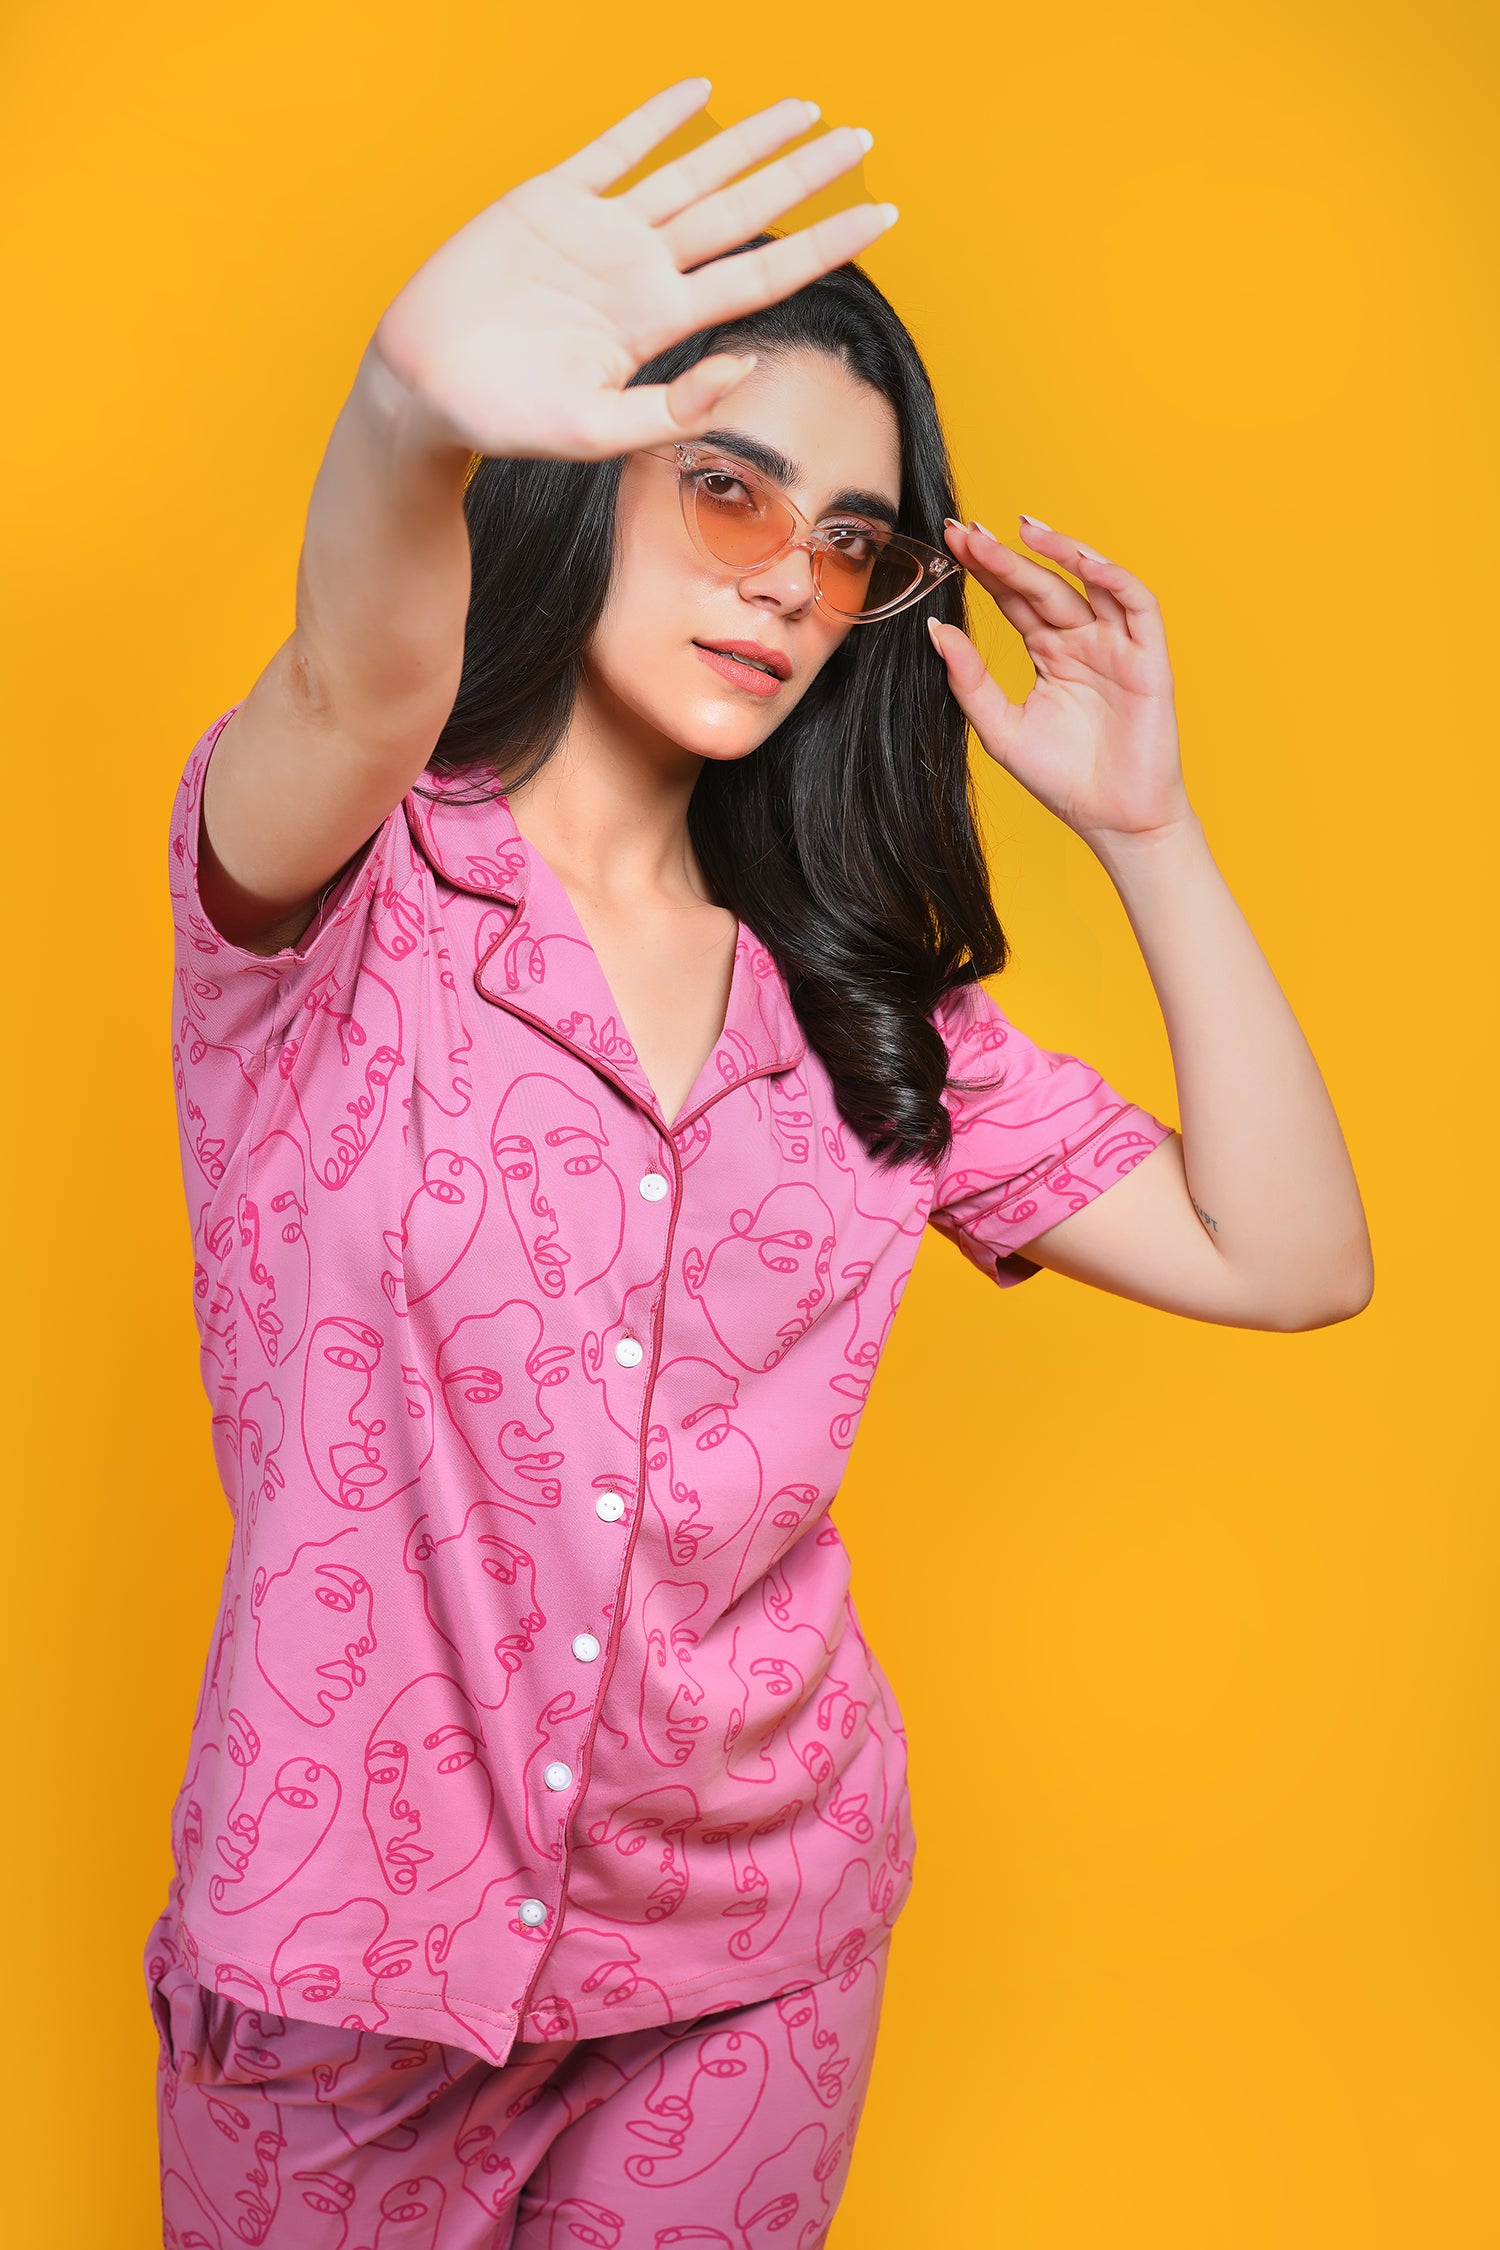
[148,703,1172,2066]
[148,1939,888,2246]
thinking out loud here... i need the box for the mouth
[692,640,791,698]
[385,1838,432,1865]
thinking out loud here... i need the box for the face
[362,1671,493,1895]
[252,1530,376,1726]
[436,1297,571,1503]
[581,347,904,765]
[681,1182,838,1371]
[489,1075,624,1300]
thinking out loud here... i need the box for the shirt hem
[143,1888,910,2070]
[143,1908,523,2069]
[515,1919,906,2043]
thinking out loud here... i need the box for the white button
[595,1491,626,1522]
[571,1631,601,1663]
[517,1897,548,1928]
[614,1336,644,1367]
[543,1760,573,1792]
[639,1172,670,1202]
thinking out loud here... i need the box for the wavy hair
[427,235,1009,1168]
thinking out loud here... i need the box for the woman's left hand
[928,518,1193,851]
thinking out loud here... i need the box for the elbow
[1261,1242,1376,1332]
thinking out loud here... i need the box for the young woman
[144,77,1372,2246]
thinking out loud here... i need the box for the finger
[572,349,761,454]
[926,619,1020,766]
[621,95,822,226]
[552,77,715,194]
[661,125,875,270]
[1017,519,1163,649]
[683,201,898,326]
[1014,518,1127,630]
[962,521,1097,630]
[942,523,1050,641]
[1070,547,1168,654]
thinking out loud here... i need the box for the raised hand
[929,519,1194,852]
[371,78,895,462]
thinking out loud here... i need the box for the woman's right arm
[198,78,894,954]
[198,345,474,951]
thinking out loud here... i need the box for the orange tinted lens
[688,469,794,567]
[818,530,924,616]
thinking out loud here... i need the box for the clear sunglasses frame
[638,441,965,623]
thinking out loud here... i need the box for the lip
[692,638,791,696]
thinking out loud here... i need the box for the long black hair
[427,235,1009,1169]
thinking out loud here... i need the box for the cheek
[809,617,856,673]
[586,535,857,743]
[591,529,690,677]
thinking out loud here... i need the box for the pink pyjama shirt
[146,704,1173,2069]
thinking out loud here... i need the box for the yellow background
[2,2,1495,2241]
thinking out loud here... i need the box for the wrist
[357,334,475,468]
[1081,803,1208,883]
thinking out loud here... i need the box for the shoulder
[930,976,1020,1085]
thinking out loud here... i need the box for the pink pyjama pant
[147,1945,888,2247]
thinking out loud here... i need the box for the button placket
[514,1126,682,2030]
[416,820,817,2046]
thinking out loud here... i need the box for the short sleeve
[926,979,1176,1289]
[169,702,420,1184]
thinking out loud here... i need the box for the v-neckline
[516,839,743,1131]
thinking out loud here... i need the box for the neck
[504,672,711,911]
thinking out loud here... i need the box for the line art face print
[146,705,1171,2077]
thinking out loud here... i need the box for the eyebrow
[694,427,900,528]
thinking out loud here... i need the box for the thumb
[927,618,1019,767]
[664,351,760,436]
[585,352,760,454]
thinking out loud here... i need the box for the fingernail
[943,516,965,529]
[803,101,822,123]
[1019,513,1052,531]
[968,519,999,542]
[1076,541,1111,564]
[926,616,945,648]
[876,202,899,227]
[851,126,874,151]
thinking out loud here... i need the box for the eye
[690,466,758,509]
[822,520,888,562]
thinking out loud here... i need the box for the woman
[144,77,1372,2246]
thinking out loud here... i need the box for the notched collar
[403,762,807,1126]
[403,765,528,904]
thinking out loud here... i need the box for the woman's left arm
[929,517,1373,1333]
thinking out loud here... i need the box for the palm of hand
[379,176,706,457]
[370,82,893,463]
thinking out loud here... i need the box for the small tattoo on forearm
[1192,1198,1220,1235]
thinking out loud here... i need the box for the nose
[502,1399,554,1454]
[734,533,819,616]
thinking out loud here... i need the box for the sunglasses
[638,441,963,623]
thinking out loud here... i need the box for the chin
[684,713,777,764]
[591,640,812,765]
[618,685,789,766]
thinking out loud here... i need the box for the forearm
[292,336,476,742]
[1089,812,1373,1321]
